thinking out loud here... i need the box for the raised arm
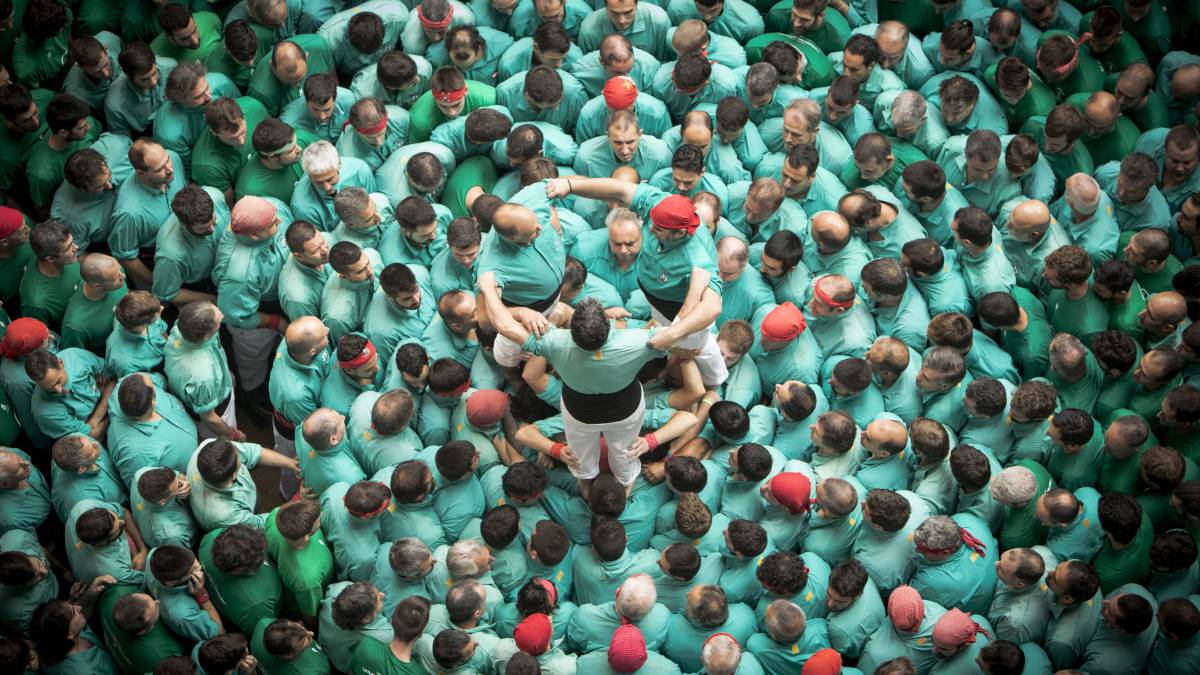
[546,176,638,206]
[476,271,533,346]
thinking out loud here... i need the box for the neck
[1065,281,1090,300]
[390,638,415,661]
[82,284,106,301]
[48,133,72,151]
[36,259,63,277]
[1013,309,1029,332]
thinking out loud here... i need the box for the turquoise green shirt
[98,584,186,674]
[298,432,367,496]
[49,437,126,523]
[214,217,291,330]
[747,620,832,673]
[153,185,230,302]
[827,577,886,659]
[153,73,240,166]
[30,347,104,439]
[321,481,385,582]
[187,440,266,531]
[103,57,176,136]
[578,3,672,60]
[164,324,233,415]
[911,513,998,616]
[292,156,377,231]
[106,372,198,487]
[62,31,123,111]
[109,153,188,260]
[318,0,409,75]
[65,499,141,586]
[566,601,671,654]
[350,54,433,109]
[0,529,59,635]
[130,466,199,549]
[322,249,381,343]
[336,105,412,172]
[408,81,496,143]
[661,602,758,673]
[320,580,395,672]
[568,45,661,98]
[857,600,948,675]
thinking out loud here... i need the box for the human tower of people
[0,0,1199,672]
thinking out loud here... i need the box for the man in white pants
[479,273,666,494]
[544,176,728,388]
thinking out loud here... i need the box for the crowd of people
[0,0,1199,672]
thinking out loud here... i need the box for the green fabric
[0,529,58,636]
[0,240,34,302]
[252,617,334,675]
[19,262,81,330]
[130,466,198,549]
[0,88,52,191]
[265,508,336,618]
[26,118,101,208]
[98,583,186,674]
[152,185,229,303]
[999,459,1054,550]
[11,7,70,90]
[407,81,497,143]
[248,33,336,116]
[60,285,128,353]
[198,527,283,634]
[191,97,269,194]
[985,63,1057,130]
[30,347,103,439]
[150,10,223,63]
[164,324,232,415]
[186,440,265,531]
[349,637,424,675]
[1094,511,1154,593]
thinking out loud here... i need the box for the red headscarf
[608,623,648,673]
[888,586,926,632]
[230,196,278,235]
[649,195,700,235]
[932,608,990,647]
[0,318,49,360]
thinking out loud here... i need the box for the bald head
[868,336,910,373]
[491,203,540,243]
[717,236,749,281]
[811,274,855,313]
[1084,91,1120,133]
[811,211,850,250]
[611,165,639,183]
[1172,64,1200,100]
[1146,291,1189,326]
[672,19,710,55]
[1104,414,1150,459]
[271,40,309,84]
[1065,174,1100,215]
[1117,63,1154,106]
[302,408,344,450]
[285,316,328,358]
[599,33,632,61]
[864,418,908,455]
[80,253,123,290]
[1009,199,1051,240]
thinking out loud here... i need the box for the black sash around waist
[562,378,642,424]
[639,281,684,321]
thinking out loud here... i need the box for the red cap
[0,318,48,360]
[649,194,700,235]
[608,623,648,673]
[768,472,812,514]
[514,613,553,655]
[466,389,509,428]
[602,76,638,109]
[0,206,24,238]
[760,302,807,342]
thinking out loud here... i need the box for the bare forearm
[119,257,153,288]
[200,410,235,436]
[563,177,636,205]
[655,411,699,444]
[171,288,217,307]
[478,286,529,344]
[671,289,721,337]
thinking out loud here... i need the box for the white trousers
[228,326,278,391]
[197,388,238,441]
[648,306,729,387]
[561,392,646,486]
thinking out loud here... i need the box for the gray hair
[446,539,487,579]
[334,187,372,222]
[991,466,1038,507]
[923,346,966,383]
[1048,333,1086,374]
[785,97,822,131]
[616,573,657,621]
[605,206,642,229]
[1065,173,1101,215]
[301,408,341,450]
[891,91,927,130]
[913,515,962,552]
[390,538,432,578]
[701,633,742,675]
[765,599,806,644]
[302,140,341,177]
[165,61,207,103]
